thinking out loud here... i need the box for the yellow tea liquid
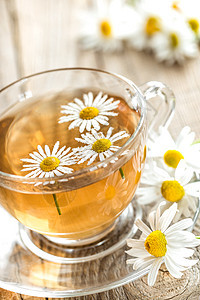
[0,91,145,239]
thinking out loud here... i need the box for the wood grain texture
[0,0,200,299]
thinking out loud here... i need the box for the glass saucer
[0,201,150,298]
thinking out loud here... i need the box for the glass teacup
[0,68,175,253]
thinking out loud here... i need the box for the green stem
[193,139,200,145]
[119,167,125,179]
[196,236,200,239]
[53,193,61,215]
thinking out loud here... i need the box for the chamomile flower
[181,0,200,40]
[136,160,200,220]
[126,202,200,286]
[97,171,128,216]
[73,127,130,165]
[148,126,200,173]
[78,0,135,52]
[59,91,120,133]
[129,0,166,50]
[151,16,198,64]
[21,141,76,185]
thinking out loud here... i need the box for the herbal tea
[0,90,145,239]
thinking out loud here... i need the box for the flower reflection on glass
[126,202,200,286]
[21,141,76,184]
[59,91,120,133]
[97,171,128,216]
[148,126,200,173]
[136,160,200,221]
[73,127,130,165]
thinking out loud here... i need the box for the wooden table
[0,1,200,299]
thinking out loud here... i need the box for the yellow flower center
[145,230,167,257]
[172,1,180,11]
[100,20,112,37]
[170,33,179,48]
[105,185,116,200]
[92,138,112,153]
[40,156,60,172]
[188,19,199,34]
[79,107,99,120]
[163,150,184,168]
[145,16,161,36]
[161,180,185,202]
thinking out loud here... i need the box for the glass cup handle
[139,81,176,134]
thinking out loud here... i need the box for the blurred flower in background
[78,0,200,64]
[78,0,136,52]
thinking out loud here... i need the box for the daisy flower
[180,0,200,40]
[97,171,128,216]
[73,127,130,165]
[78,0,136,52]
[148,126,200,173]
[129,0,166,51]
[136,160,200,221]
[151,15,198,64]
[126,202,200,286]
[21,141,76,184]
[58,91,120,133]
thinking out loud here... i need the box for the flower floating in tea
[126,201,200,286]
[59,91,120,133]
[97,171,128,216]
[73,127,130,167]
[21,141,76,215]
[148,126,200,173]
[137,160,200,221]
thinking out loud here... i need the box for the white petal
[91,119,100,131]
[164,254,184,278]
[106,127,113,139]
[126,239,145,248]
[165,218,193,235]
[132,256,156,270]
[88,153,98,165]
[135,219,152,236]
[45,145,51,157]
[99,152,105,161]
[56,146,68,157]
[32,151,44,161]
[185,182,200,197]
[159,203,177,233]
[175,160,193,185]
[93,91,103,105]
[74,98,85,109]
[68,119,82,130]
[29,153,41,162]
[37,145,46,158]
[87,92,93,106]
[126,248,151,258]
[148,257,163,286]
[149,210,156,231]
[79,120,87,133]
[167,247,194,258]
[86,120,92,131]
[21,158,40,164]
[52,141,60,156]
